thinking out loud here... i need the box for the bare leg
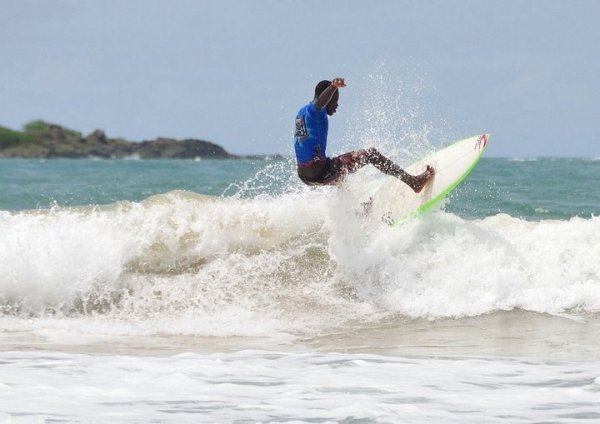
[330,148,435,193]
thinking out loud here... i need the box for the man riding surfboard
[294,77,434,191]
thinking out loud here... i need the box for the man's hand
[315,77,346,110]
[331,77,346,88]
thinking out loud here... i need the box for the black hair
[314,80,332,98]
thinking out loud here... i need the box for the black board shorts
[297,157,345,186]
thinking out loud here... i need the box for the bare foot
[410,165,435,193]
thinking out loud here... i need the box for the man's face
[326,90,339,116]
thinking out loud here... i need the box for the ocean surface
[1,155,600,422]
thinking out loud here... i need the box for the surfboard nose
[476,133,490,151]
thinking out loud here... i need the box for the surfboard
[367,133,490,225]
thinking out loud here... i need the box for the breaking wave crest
[1,188,600,339]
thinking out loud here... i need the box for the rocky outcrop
[0,121,236,159]
[85,129,109,145]
[135,138,232,159]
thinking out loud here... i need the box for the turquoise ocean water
[1,155,600,422]
[1,157,599,219]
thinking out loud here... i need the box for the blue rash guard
[294,101,329,166]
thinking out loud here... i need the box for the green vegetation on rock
[0,120,235,159]
[24,120,82,139]
[0,126,36,148]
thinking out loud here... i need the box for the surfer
[294,78,434,192]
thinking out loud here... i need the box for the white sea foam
[1,188,600,341]
[1,350,599,423]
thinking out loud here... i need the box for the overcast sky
[1,0,598,157]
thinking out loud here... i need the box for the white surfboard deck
[365,133,490,225]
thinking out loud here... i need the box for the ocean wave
[1,189,600,337]
[509,157,539,162]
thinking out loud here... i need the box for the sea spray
[342,63,450,166]
[1,187,600,341]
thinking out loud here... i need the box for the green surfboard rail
[391,134,490,226]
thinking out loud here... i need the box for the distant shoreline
[0,154,286,161]
[0,120,277,159]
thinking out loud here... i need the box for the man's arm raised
[315,77,346,110]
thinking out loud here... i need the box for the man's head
[314,80,339,116]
